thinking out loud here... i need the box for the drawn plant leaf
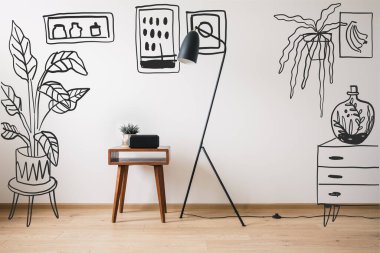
[324,35,334,84]
[316,3,341,31]
[348,119,353,135]
[1,122,20,140]
[342,116,347,131]
[318,40,326,117]
[1,83,22,116]
[301,35,318,89]
[274,14,315,28]
[68,88,90,103]
[48,100,72,114]
[321,22,346,32]
[34,131,59,166]
[45,51,87,75]
[39,81,70,106]
[277,26,311,74]
[9,21,38,81]
[290,35,309,98]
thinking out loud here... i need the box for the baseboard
[0,203,378,210]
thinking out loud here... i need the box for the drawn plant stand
[274,3,346,117]
[1,21,90,227]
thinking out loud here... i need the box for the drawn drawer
[318,146,378,167]
[318,167,380,184]
[318,185,380,204]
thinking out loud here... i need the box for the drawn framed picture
[135,4,180,74]
[339,12,373,58]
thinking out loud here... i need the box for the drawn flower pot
[15,147,51,185]
[303,33,331,60]
[331,85,375,144]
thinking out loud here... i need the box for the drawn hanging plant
[274,3,346,117]
[1,21,89,170]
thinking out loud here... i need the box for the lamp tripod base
[179,146,246,227]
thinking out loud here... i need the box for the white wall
[0,0,379,204]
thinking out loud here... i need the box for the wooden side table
[108,146,170,223]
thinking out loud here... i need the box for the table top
[108,146,170,166]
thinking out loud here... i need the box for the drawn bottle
[331,85,375,145]
[69,22,82,38]
[52,24,67,39]
[90,22,101,37]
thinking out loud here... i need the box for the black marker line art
[43,12,114,44]
[339,12,373,58]
[186,10,227,55]
[1,21,90,227]
[135,4,180,74]
[274,3,346,117]
[317,86,378,227]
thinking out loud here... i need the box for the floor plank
[0,206,379,253]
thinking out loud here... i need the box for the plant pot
[122,134,132,146]
[15,147,51,185]
[331,85,375,144]
[303,33,331,60]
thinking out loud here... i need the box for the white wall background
[0,0,379,204]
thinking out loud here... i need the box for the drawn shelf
[43,12,114,44]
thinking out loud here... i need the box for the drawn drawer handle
[328,174,343,179]
[329,156,344,160]
[328,192,341,197]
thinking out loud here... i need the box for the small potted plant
[120,123,139,146]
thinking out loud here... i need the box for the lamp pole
[179,26,246,227]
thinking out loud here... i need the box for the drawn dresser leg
[8,193,19,220]
[323,204,332,227]
[332,205,340,222]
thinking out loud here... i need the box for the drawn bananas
[346,21,368,53]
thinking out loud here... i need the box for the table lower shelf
[109,158,168,165]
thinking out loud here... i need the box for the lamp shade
[178,31,199,64]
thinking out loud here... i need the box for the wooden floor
[0,205,379,253]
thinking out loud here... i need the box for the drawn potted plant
[1,21,89,185]
[120,123,140,146]
[274,3,346,117]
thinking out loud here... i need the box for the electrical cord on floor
[182,212,380,220]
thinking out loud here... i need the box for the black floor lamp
[178,26,246,227]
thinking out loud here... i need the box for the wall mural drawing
[339,12,373,58]
[186,10,227,55]
[317,85,377,226]
[44,12,114,44]
[274,3,346,117]
[1,21,90,227]
[135,4,180,74]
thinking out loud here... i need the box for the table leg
[160,167,167,213]
[112,165,126,223]
[49,190,60,218]
[119,165,129,213]
[154,165,165,223]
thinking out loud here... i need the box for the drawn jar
[69,22,82,38]
[52,24,67,39]
[90,22,101,37]
[331,85,375,144]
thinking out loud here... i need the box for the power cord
[182,212,380,220]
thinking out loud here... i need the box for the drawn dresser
[317,138,379,226]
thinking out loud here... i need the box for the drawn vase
[303,33,331,60]
[15,147,51,185]
[331,85,375,144]
[69,22,82,38]
[122,134,132,146]
[52,24,67,39]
